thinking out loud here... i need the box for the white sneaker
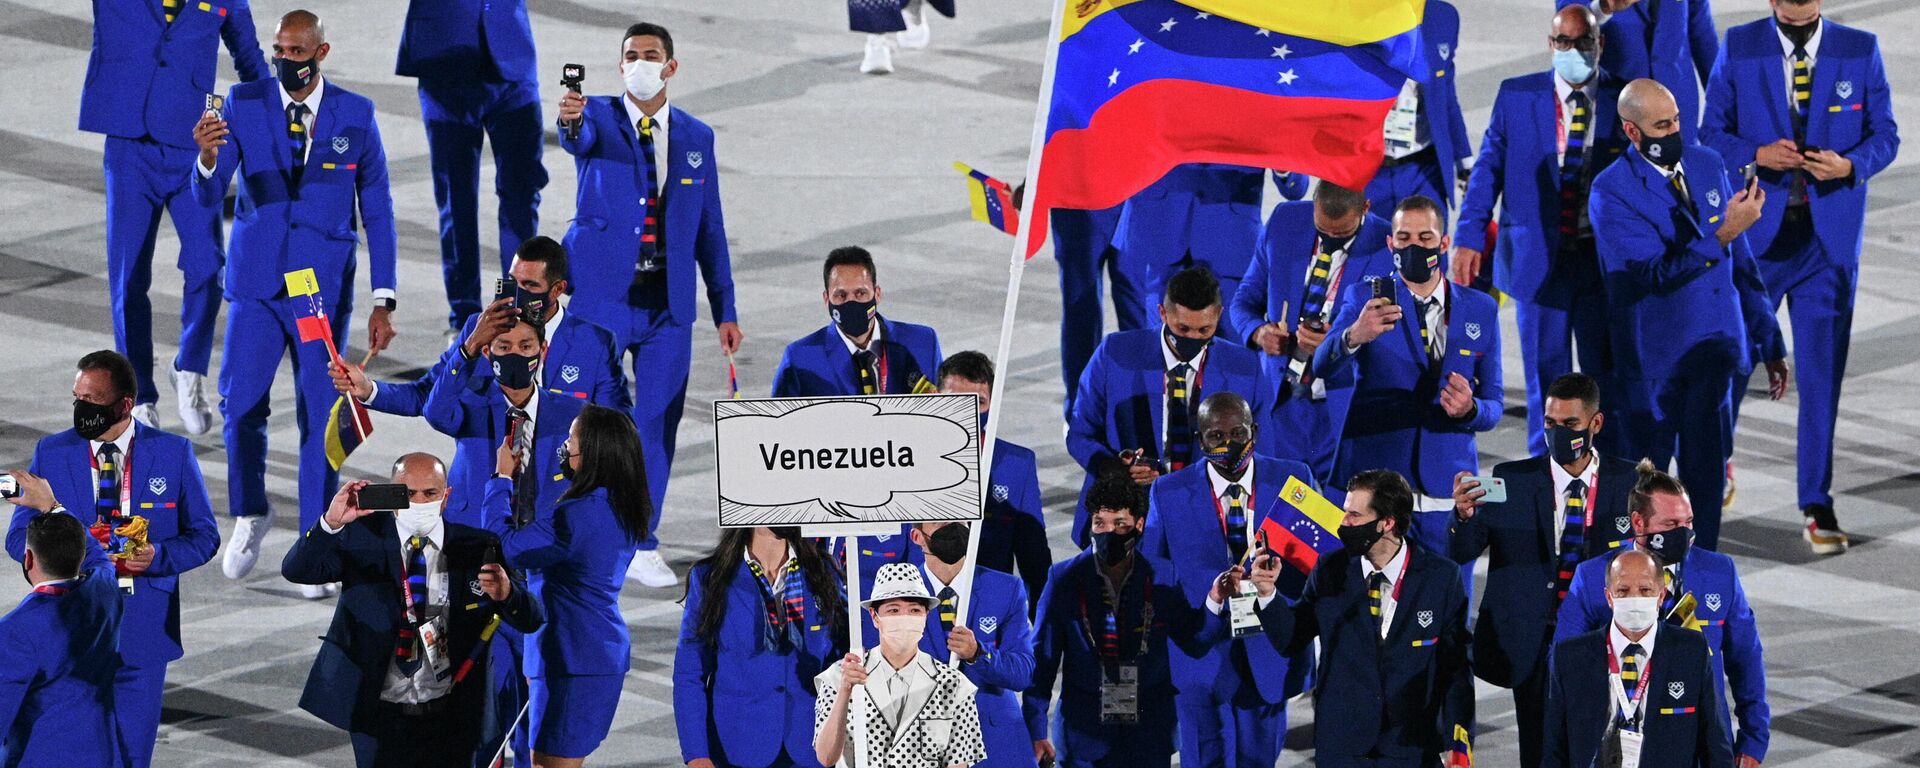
[222,513,273,579]
[131,403,159,429]
[860,34,895,75]
[626,550,678,587]
[299,582,339,599]
[172,368,213,436]
[899,4,931,49]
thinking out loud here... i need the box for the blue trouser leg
[220,298,288,518]
[1516,299,1572,456]
[478,627,530,768]
[849,0,908,32]
[1213,274,1246,343]
[1785,261,1851,509]
[103,137,166,404]
[162,141,225,377]
[1641,372,1732,548]
[1055,212,1109,416]
[484,84,548,278]
[621,304,692,551]
[1174,689,1283,768]
[1107,236,1149,331]
[113,662,166,768]
[420,79,487,330]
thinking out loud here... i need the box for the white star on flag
[1277,68,1299,85]
[1127,38,1145,54]
[1108,68,1121,86]
[1254,28,1272,37]
[1159,17,1177,32]
[1194,11,1211,19]
[1271,44,1292,58]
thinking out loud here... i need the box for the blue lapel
[1538,84,1566,192]
[128,424,156,508]
[663,106,697,245]
[1806,47,1842,147]
[1142,347,1166,462]
[607,97,648,196]
[1759,32,1795,140]
[257,86,291,181]
[305,92,343,187]
[1394,280,1428,370]
[1439,286,1477,383]
[58,435,92,519]
[1383,545,1425,643]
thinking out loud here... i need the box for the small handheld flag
[288,268,376,470]
[954,162,1020,237]
[726,352,742,400]
[1448,724,1473,768]
[1257,476,1345,575]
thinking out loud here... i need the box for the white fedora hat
[861,562,937,608]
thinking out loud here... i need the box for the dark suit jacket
[1543,624,1734,768]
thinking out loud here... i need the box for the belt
[1379,145,1436,168]
[383,696,450,718]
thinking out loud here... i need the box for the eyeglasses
[1550,35,1598,52]
[1200,426,1254,446]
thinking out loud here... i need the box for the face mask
[555,443,577,481]
[1552,47,1597,85]
[515,285,553,326]
[1611,595,1659,633]
[1091,529,1137,566]
[275,56,318,93]
[1641,526,1693,565]
[1164,327,1210,363]
[1337,520,1386,555]
[1547,424,1591,466]
[830,298,877,339]
[492,352,539,390]
[977,410,989,437]
[397,501,441,536]
[1636,128,1685,168]
[1394,243,1444,283]
[73,399,124,441]
[926,524,969,565]
[1317,231,1354,255]
[1777,17,1819,49]
[622,59,667,101]
[1203,439,1253,477]
[874,613,925,655]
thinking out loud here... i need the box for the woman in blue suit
[486,404,649,767]
[675,527,848,768]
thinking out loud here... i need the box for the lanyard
[1305,245,1350,323]
[31,584,70,596]
[1077,569,1153,664]
[1606,641,1654,726]
[89,444,133,522]
[1367,543,1413,603]
[1566,463,1600,529]
[1208,479,1256,544]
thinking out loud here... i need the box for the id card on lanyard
[1080,578,1151,723]
[1607,644,1653,731]
[397,556,452,678]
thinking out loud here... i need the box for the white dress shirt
[1361,541,1409,639]
[620,95,672,197]
[316,512,451,705]
[1548,453,1602,545]
[198,76,325,177]
[1159,334,1209,456]
[1607,623,1658,723]
[1554,73,1599,162]
[86,427,136,520]
[1202,460,1282,613]
[1410,279,1449,359]
[838,318,883,355]
[1776,20,1824,111]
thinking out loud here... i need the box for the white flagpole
[950,0,1070,666]
[845,535,863,657]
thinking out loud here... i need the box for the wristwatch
[373,297,397,312]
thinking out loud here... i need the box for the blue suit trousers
[103,136,223,403]
[1624,371,1733,548]
[1174,686,1283,768]
[579,282,690,550]
[1054,207,1145,419]
[115,662,167,768]
[220,294,350,530]
[418,74,547,329]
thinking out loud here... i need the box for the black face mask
[1337,519,1386,555]
[1318,231,1355,255]
[926,523,969,565]
[275,56,318,93]
[1642,526,1693,565]
[555,443,577,481]
[516,285,554,326]
[492,352,540,390]
[1204,439,1253,478]
[830,298,877,339]
[1547,424,1592,466]
[1164,327,1210,363]
[1777,16,1819,49]
[73,399,124,441]
[1091,529,1137,566]
[1394,244,1443,284]
[1637,128,1686,169]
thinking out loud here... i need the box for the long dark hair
[562,404,652,541]
[686,527,846,647]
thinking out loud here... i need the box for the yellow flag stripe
[283,268,320,297]
[1279,475,1344,532]
[1061,0,1422,47]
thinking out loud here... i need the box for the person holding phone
[282,453,544,768]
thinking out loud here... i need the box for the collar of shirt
[743,545,797,590]
[277,75,326,119]
[88,425,134,464]
[398,515,445,550]
[1360,538,1409,585]
[505,379,543,426]
[1409,277,1449,314]
[620,94,672,137]
[837,318,883,355]
[543,298,568,337]
[921,563,959,596]
[1609,621,1657,663]
[1775,18,1824,62]
[1548,451,1601,498]
[1159,334,1209,373]
[1205,460,1256,502]
[1554,72,1597,107]
[1643,152,1685,182]
[30,577,75,591]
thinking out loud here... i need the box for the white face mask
[397,501,442,536]
[874,613,925,655]
[1611,595,1660,633]
[622,59,667,101]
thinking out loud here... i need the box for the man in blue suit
[283,458,545,768]
[1316,196,1502,555]
[1139,393,1316,768]
[1542,549,1733,768]
[558,22,741,587]
[191,10,399,596]
[4,351,218,768]
[83,0,270,435]
[1701,0,1900,555]
[424,320,583,531]
[1589,79,1785,550]
[1554,464,1769,767]
[938,353,1050,614]
[1367,0,1472,222]
[1448,372,1637,768]
[0,511,122,768]
[1026,476,1181,768]
[1561,0,1719,137]
[397,0,548,332]
[1069,267,1269,547]
[773,247,944,400]
[1116,165,1268,342]
[1051,205,1145,421]
[1455,6,1630,456]
[1229,183,1393,482]
[907,522,1040,768]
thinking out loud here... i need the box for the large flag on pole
[1025,0,1425,255]
[285,269,374,470]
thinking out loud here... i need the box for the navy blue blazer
[1555,546,1771,761]
[1139,457,1317,705]
[1589,144,1783,380]
[1023,551,1181,765]
[1702,18,1901,264]
[1258,543,1473,759]
[1456,72,1629,303]
[771,318,943,398]
[916,567,1041,766]
[674,561,842,768]
[7,424,220,669]
[977,440,1051,614]
[281,516,543,740]
[1447,454,1637,689]
[0,543,121,768]
[1543,624,1734,768]
[483,481,638,678]
[1316,278,1503,497]
[365,311,629,417]
[396,0,537,86]
[423,344,583,528]
[1230,201,1394,387]
[560,99,737,328]
[1557,0,1718,136]
[1114,164,1264,290]
[193,79,398,304]
[1413,0,1474,206]
[79,0,269,148]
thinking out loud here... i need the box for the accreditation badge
[419,617,452,678]
[1618,729,1643,768]
[1229,580,1264,638]
[1100,664,1140,723]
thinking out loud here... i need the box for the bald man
[194,11,400,593]
[283,454,544,768]
[1587,78,1783,550]
[1541,549,1732,768]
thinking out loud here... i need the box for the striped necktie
[1791,47,1812,202]
[1661,566,1684,620]
[937,586,958,632]
[748,558,806,651]
[1558,90,1592,241]
[1298,240,1339,324]
[1554,478,1588,604]
[636,115,663,273]
[1620,642,1644,704]
[1668,168,1693,216]
[287,103,310,186]
[1367,570,1388,637]
[95,444,122,523]
[162,0,180,22]
[1418,297,1442,365]
[1222,484,1248,564]
[1164,362,1194,469]
[853,349,878,395]
[396,536,428,674]
[507,407,537,527]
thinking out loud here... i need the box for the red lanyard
[1077,572,1153,660]
[1209,479,1256,539]
[31,584,70,596]
[89,443,133,521]
[1606,640,1654,718]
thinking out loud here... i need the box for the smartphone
[356,483,411,511]
[1466,475,1508,504]
[492,278,519,327]
[1369,276,1394,301]
[0,473,17,500]
[204,93,224,117]
[1739,162,1758,187]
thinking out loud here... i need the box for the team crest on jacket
[1615,516,1631,533]
[1705,189,1721,209]
[1417,610,1433,628]
[1837,80,1854,99]
[1438,43,1452,61]
[560,365,581,384]
[978,615,999,634]
[148,477,166,495]
[687,151,704,169]
[1465,322,1482,341]
[469,579,485,596]
[332,136,349,154]
[992,484,1009,503]
[875,533,891,542]
[1668,682,1685,699]
[1704,593,1722,612]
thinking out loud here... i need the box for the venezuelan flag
[1448,724,1473,768]
[323,393,374,471]
[1256,475,1344,576]
[954,162,1020,236]
[1027,0,1423,255]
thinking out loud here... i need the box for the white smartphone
[1467,475,1507,503]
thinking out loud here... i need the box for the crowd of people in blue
[0,0,1898,766]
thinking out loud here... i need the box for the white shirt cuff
[360,381,379,406]
[372,288,396,301]
[197,158,216,178]
[1258,593,1277,610]
[319,517,344,534]
[1205,596,1224,615]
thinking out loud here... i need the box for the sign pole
[845,535,863,656]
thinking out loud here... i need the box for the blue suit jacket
[1139,457,1317,705]
[281,516,543,737]
[1258,543,1473,758]
[483,482,638,678]
[193,79,398,304]
[1543,624,1734,768]
[1316,278,1503,497]
[1558,0,1718,135]
[365,310,629,417]
[1414,0,1474,205]
[1115,164,1264,292]
[1447,454,1637,689]
[561,99,736,328]
[0,544,121,768]
[918,567,1041,766]
[1701,18,1900,264]
[977,440,1051,614]
[1554,546,1770,761]
[771,319,943,398]
[8,424,220,669]
[80,0,269,148]
[1456,72,1629,303]
[674,561,841,768]
[396,0,537,86]
[1589,144,1782,380]
[1023,551,1181,765]
[423,344,584,528]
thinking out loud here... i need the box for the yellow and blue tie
[938,586,958,632]
[1554,478,1588,604]
[1558,91,1592,240]
[1164,362,1194,469]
